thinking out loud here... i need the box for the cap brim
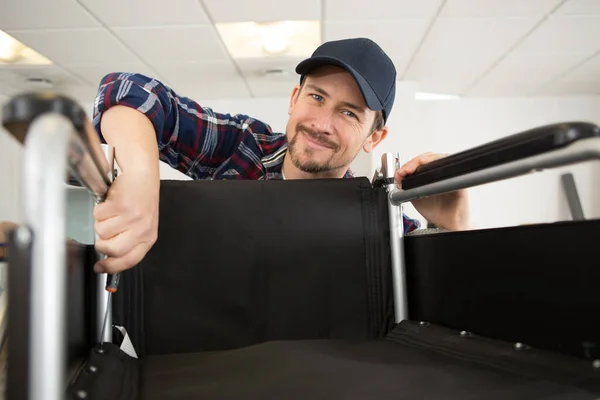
[296,56,384,112]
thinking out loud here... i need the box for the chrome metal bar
[390,137,600,206]
[380,153,409,323]
[67,124,111,202]
[96,144,115,343]
[22,113,74,400]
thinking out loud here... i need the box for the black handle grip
[401,122,600,190]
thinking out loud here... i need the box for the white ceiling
[1,0,600,104]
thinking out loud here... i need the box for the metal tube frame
[96,144,115,343]
[377,153,409,323]
[20,112,112,400]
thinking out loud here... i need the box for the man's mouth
[301,130,336,150]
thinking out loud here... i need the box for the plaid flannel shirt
[92,73,421,233]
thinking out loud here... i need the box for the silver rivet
[76,390,87,399]
[419,321,429,326]
[515,342,525,350]
[87,365,98,373]
[593,360,600,369]
[460,331,470,337]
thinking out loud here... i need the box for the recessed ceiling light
[0,30,52,65]
[216,20,320,59]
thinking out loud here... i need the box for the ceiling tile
[555,0,600,15]
[439,0,562,18]
[466,54,586,95]
[559,53,600,82]
[203,0,321,23]
[325,0,443,21]
[237,56,304,80]
[538,79,600,96]
[413,17,540,59]
[113,26,229,63]
[77,0,210,27]
[512,15,600,56]
[0,65,93,103]
[0,0,100,30]
[236,56,301,97]
[6,29,140,66]
[55,84,100,111]
[66,63,162,87]
[324,19,431,76]
[404,17,540,88]
[404,53,494,94]
[152,60,250,100]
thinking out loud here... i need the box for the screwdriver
[99,272,121,350]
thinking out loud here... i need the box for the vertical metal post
[96,144,115,343]
[380,153,408,323]
[22,114,73,400]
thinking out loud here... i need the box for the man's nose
[310,108,334,135]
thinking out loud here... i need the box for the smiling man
[91,37,470,274]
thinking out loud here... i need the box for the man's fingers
[95,230,135,259]
[94,215,125,240]
[395,152,449,183]
[94,243,149,274]
[93,200,117,222]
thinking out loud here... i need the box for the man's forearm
[100,105,160,180]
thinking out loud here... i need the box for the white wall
[2,90,599,232]
[372,92,600,229]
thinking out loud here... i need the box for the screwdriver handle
[106,272,121,293]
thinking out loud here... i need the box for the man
[91,37,470,274]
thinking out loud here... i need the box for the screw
[87,365,97,373]
[460,331,471,337]
[593,360,600,369]
[75,390,87,399]
[515,342,525,350]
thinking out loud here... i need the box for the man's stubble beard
[287,124,352,174]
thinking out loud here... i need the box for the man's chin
[291,155,331,174]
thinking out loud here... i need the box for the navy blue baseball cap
[295,37,397,123]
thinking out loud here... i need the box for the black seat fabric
[113,178,395,357]
[404,219,600,360]
[138,320,600,399]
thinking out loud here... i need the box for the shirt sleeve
[92,72,271,179]
[403,214,421,234]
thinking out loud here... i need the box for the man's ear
[363,126,388,153]
[288,84,301,115]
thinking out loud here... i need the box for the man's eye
[311,94,323,102]
[343,110,357,119]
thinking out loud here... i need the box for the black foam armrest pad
[401,122,600,189]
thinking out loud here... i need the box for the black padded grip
[1,92,88,144]
[401,121,600,190]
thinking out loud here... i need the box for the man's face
[285,65,387,176]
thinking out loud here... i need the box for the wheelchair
[1,92,599,399]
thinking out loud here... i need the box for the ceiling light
[216,21,320,59]
[258,21,294,54]
[415,92,461,101]
[0,30,52,65]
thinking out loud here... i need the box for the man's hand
[93,105,161,274]
[93,170,159,274]
[395,152,471,231]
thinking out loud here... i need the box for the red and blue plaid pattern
[92,73,420,233]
